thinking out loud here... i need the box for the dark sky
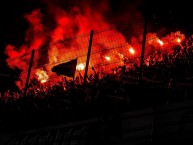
[0,0,192,48]
[0,0,192,91]
[1,0,192,44]
[146,0,193,31]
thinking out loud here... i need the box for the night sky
[0,0,192,53]
[0,0,192,91]
[0,1,191,43]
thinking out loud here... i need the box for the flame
[105,56,111,61]
[157,39,164,46]
[5,28,187,89]
[117,52,124,59]
[129,47,135,54]
[3,0,188,89]
[176,38,181,43]
[36,70,49,83]
[76,63,85,71]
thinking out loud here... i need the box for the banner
[52,59,77,78]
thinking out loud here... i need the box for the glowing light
[157,39,164,46]
[129,47,135,54]
[76,63,85,70]
[53,56,58,62]
[176,38,181,43]
[105,56,111,61]
[117,52,124,58]
[36,70,49,83]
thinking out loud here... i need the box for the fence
[2,19,193,99]
[2,101,193,145]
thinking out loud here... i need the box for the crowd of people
[0,35,193,132]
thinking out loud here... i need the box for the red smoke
[4,0,112,89]
[4,0,186,89]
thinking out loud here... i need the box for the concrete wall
[1,101,193,145]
